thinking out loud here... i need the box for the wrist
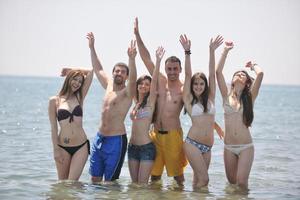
[185,50,191,55]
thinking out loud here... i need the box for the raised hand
[245,61,257,69]
[179,34,191,51]
[210,35,223,51]
[224,41,234,51]
[155,46,165,62]
[127,40,137,59]
[86,32,95,49]
[60,67,72,77]
[134,17,139,35]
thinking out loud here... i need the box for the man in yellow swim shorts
[134,17,187,185]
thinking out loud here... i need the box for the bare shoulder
[49,96,58,106]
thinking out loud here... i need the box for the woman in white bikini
[216,41,264,189]
[128,46,164,184]
[180,34,223,188]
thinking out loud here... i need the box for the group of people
[48,18,264,190]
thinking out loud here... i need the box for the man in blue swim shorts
[87,33,137,182]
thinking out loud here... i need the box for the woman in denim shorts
[128,46,165,184]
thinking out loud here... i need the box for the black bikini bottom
[58,140,90,156]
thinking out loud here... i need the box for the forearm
[216,49,229,73]
[135,32,154,74]
[90,47,103,72]
[128,57,137,95]
[209,49,216,77]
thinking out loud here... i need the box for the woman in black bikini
[48,68,93,180]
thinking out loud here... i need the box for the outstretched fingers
[179,34,191,51]
[156,46,165,60]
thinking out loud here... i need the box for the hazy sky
[1,0,299,85]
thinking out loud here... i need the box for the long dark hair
[58,70,85,105]
[136,75,152,109]
[184,72,209,114]
[231,70,253,127]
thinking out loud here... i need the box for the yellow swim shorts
[150,129,188,177]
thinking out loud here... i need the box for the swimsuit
[185,101,214,154]
[191,100,215,117]
[150,129,188,177]
[223,98,243,115]
[223,97,253,155]
[224,143,253,156]
[131,106,151,120]
[57,105,83,123]
[185,137,211,153]
[89,132,127,181]
[58,140,90,156]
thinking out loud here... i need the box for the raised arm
[126,40,137,98]
[216,41,234,99]
[48,96,63,164]
[61,67,94,101]
[208,35,223,102]
[179,34,193,107]
[87,32,109,89]
[245,61,264,102]
[150,46,165,107]
[134,17,156,75]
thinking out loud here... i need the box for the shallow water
[0,76,299,199]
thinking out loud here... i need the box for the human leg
[138,161,154,184]
[55,148,71,180]
[164,129,187,185]
[68,142,89,180]
[224,148,238,184]
[236,146,254,189]
[184,142,209,188]
[150,130,164,182]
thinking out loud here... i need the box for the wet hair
[184,72,209,114]
[231,70,253,127]
[59,70,85,105]
[112,62,129,75]
[136,75,152,109]
[165,56,181,69]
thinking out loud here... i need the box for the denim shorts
[128,142,156,161]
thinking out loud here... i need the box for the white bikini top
[191,100,215,117]
[223,98,243,115]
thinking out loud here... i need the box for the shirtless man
[86,32,137,182]
[134,18,187,185]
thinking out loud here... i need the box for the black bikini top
[57,105,83,123]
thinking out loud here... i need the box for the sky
[0,0,299,85]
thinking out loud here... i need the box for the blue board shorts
[89,132,127,181]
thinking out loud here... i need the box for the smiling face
[164,56,182,81]
[192,77,206,96]
[138,78,151,94]
[136,75,152,101]
[165,61,181,81]
[70,75,83,92]
[191,72,208,99]
[113,65,128,85]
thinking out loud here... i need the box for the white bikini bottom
[224,143,253,156]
